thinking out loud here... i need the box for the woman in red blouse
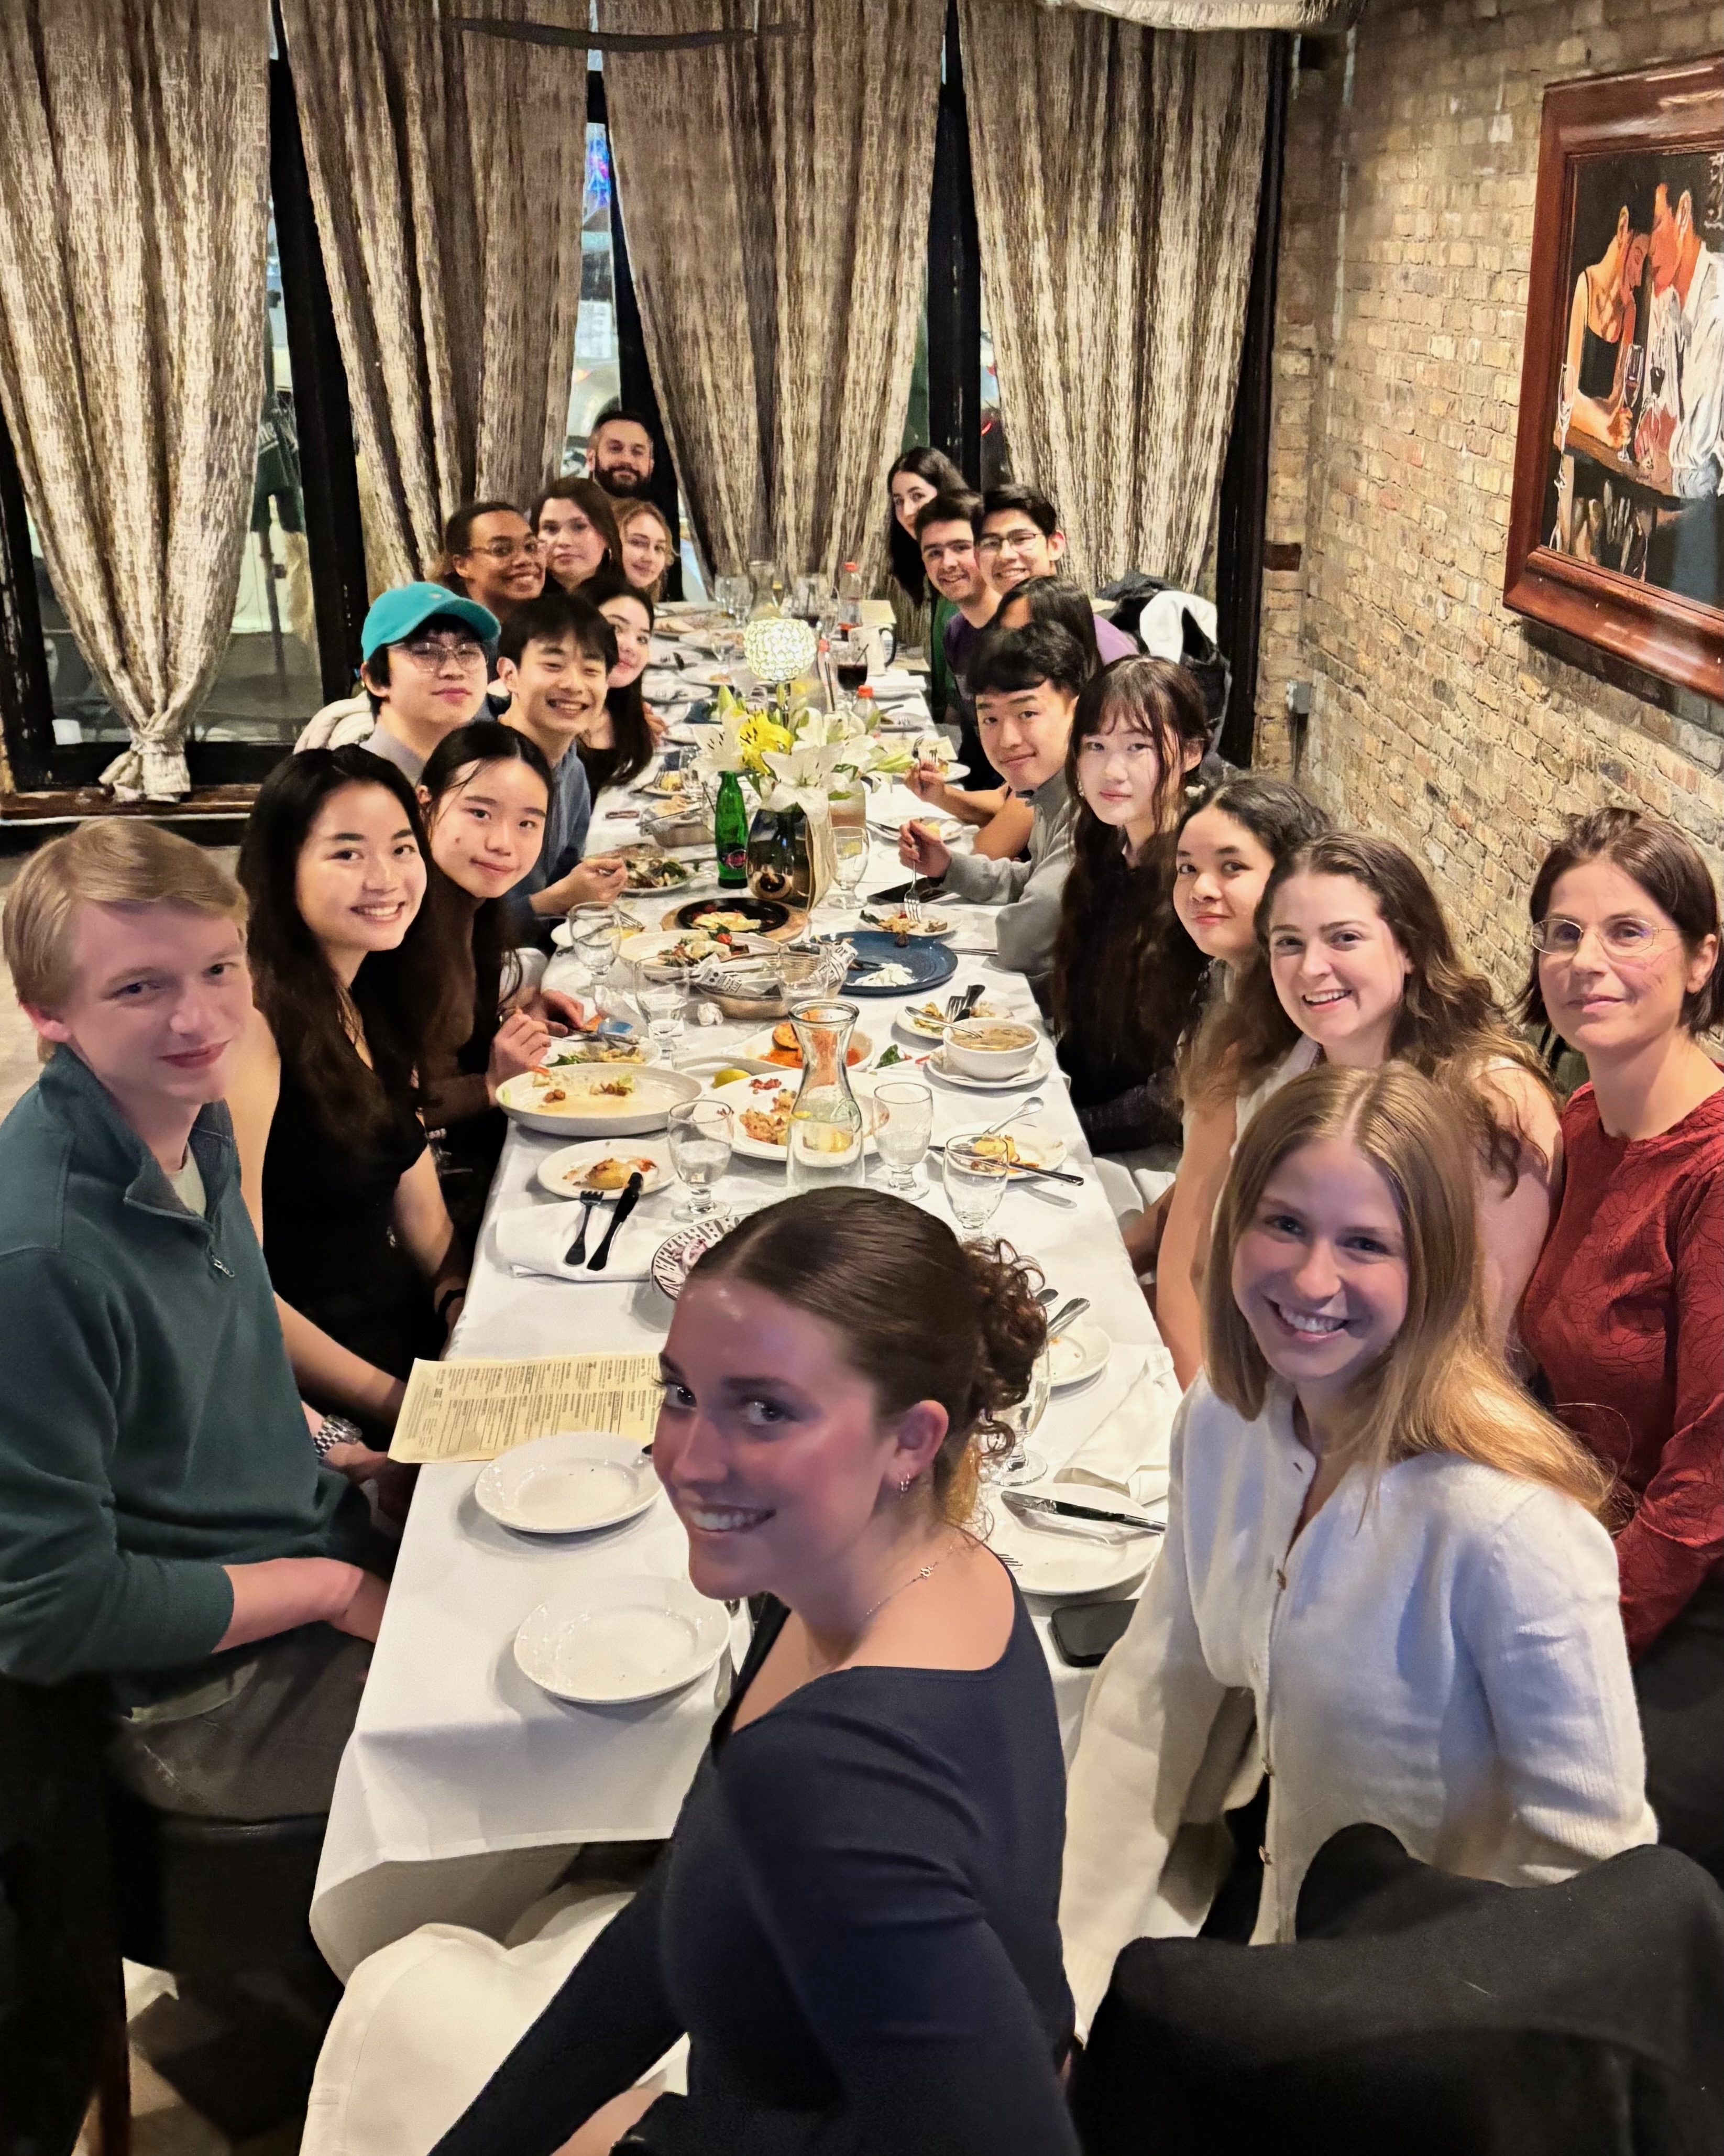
[1520,807,1723,1883]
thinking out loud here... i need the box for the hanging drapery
[0,0,269,802]
[1044,0,1359,29]
[277,0,588,588]
[597,0,943,584]
[959,0,1269,590]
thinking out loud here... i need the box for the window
[564,121,622,463]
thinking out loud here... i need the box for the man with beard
[586,404,656,500]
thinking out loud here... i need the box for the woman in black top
[1051,659,1214,1153]
[435,1189,1079,2156]
[416,721,563,1237]
[574,571,659,798]
[231,747,468,1436]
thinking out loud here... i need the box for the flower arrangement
[690,683,915,815]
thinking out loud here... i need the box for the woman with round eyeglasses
[533,476,623,594]
[1518,806,1723,1887]
[440,500,546,623]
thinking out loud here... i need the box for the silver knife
[1004,1490,1163,1534]
[926,1144,1084,1188]
[586,1171,644,1271]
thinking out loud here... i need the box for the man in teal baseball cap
[356,582,499,782]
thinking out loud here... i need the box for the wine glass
[832,632,870,710]
[942,1138,1009,1232]
[715,574,751,625]
[1617,345,1644,465]
[872,1078,934,1195]
[667,1100,733,1220]
[636,962,689,1051]
[991,1347,1050,1486]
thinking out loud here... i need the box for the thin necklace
[855,1533,965,1629]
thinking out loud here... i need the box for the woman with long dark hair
[1051,660,1213,1155]
[533,476,624,594]
[417,722,558,1236]
[886,446,967,606]
[229,747,468,1433]
[570,568,659,796]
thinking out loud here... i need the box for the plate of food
[943,1123,1068,1174]
[701,1065,880,1162]
[895,993,1011,1044]
[619,927,769,976]
[513,1574,731,1704]
[860,908,956,940]
[1047,1319,1111,1391]
[738,1020,876,1072]
[927,1037,1058,1092]
[651,1217,738,1300]
[673,896,792,936]
[535,1140,670,1200]
[476,1429,659,1537]
[541,1034,654,1067]
[818,931,957,998]
[621,851,694,892]
[634,768,696,802]
[496,1064,701,1137]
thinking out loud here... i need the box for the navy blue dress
[434,1586,1079,2155]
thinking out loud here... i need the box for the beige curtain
[0,0,270,801]
[598,0,944,583]
[277,0,588,588]
[1047,0,1358,27]
[960,0,1269,590]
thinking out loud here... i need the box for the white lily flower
[691,712,751,779]
[759,740,849,819]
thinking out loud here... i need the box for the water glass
[637,964,689,1050]
[991,1347,1051,1486]
[832,827,871,906]
[942,1138,1009,1232]
[667,1100,733,1220]
[715,574,752,625]
[564,904,624,992]
[872,1078,934,1195]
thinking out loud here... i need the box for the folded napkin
[491,1199,668,1284]
[1053,1347,1183,1508]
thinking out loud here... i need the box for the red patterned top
[1521,1084,1723,1657]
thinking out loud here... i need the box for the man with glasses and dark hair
[586,403,656,500]
[979,484,1137,661]
[355,584,500,782]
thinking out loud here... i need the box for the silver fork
[562,1189,607,1265]
[905,882,926,928]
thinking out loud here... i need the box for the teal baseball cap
[360,582,499,662]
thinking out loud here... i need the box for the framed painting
[1505,59,1723,702]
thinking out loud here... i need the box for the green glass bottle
[715,770,749,888]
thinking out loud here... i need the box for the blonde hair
[1204,1062,1613,1516]
[614,499,675,598]
[2,822,246,1013]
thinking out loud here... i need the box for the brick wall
[1254,0,1723,998]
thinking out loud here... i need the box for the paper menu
[387,1353,663,1464]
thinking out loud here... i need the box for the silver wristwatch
[312,1413,364,1460]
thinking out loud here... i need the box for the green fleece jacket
[0,1049,371,1686]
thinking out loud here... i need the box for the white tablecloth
[310,774,1176,1978]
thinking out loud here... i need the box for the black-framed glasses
[1531,915,1671,960]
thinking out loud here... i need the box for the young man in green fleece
[0,821,388,1820]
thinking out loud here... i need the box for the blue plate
[820,931,958,997]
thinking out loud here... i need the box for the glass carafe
[785,999,866,1192]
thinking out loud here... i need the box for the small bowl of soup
[942,1016,1039,1079]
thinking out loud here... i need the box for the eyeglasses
[976,527,1044,555]
[469,537,542,562]
[399,634,486,668]
[1531,915,1673,960]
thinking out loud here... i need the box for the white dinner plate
[513,1575,730,1704]
[926,1038,1057,1092]
[477,1430,658,1537]
[651,1217,737,1299]
[700,1065,881,1162]
[858,911,957,941]
[943,1122,1068,1173]
[1047,1319,1111,1390]
[894,994,1013,1044]
[737,1023,877,1072]
[496,1065,701,1138]
[535,1139,670,1201]
[984,1500,1156,1599]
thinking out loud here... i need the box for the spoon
[982,1093,1044,1138]
[1045,1295,1090,1336]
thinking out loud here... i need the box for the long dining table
[308,643,1181,1982]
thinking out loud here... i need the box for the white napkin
[1053,1348,1183,1507]
[491,1199,667,1284]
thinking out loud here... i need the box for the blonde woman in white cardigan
[1061,1061,1654,2032]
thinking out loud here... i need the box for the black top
[434,1588,1079,2156]
[261,1056,442,1383]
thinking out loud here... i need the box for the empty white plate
[985,1498,1156,1599]
[476,1431,658,1537]
[513,1575,731,1705]
[1047,1320,1111,1390]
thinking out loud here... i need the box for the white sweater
[1059,1375,1655,2028]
